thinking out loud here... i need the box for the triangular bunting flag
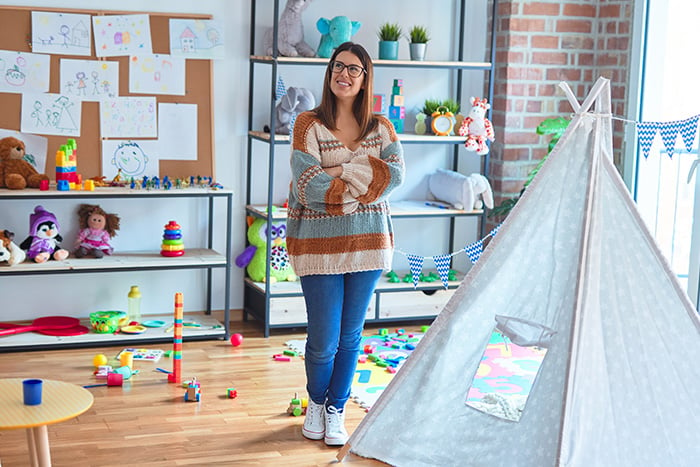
[680,115,699,152]
[288,113,297,137]
[464,240,483,264]
[433,254,452,289]
[406,254,424,288]
[637,121,658,158]
[275,75,286,101]
[659,121,680,158]
[490,224,501,238]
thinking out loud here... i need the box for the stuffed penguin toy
[20,205,70,263]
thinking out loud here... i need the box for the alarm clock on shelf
[431,105,455,136]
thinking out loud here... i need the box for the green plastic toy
[235,218,297,283]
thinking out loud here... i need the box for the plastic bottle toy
[161,221,185,257]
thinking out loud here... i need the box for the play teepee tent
[339,77,700,467]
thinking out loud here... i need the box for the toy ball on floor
[93,354,108,367]
[230,333,244,347]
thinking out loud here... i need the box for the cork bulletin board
[0,6,215,180]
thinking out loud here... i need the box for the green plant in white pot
[378,22,402,60]
[408,25,429,61]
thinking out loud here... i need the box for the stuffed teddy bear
[458,97,495,156]
[316,16,362,58]
[263,0,316,57]
[428,169,494,211]
[74,204,121,258]
[272,86,316,135]
[0,229,26,266]
[235,217,297,283]
[0,136,49,190]
[19,205,69,263]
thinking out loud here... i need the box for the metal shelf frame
[1,187,234,345]
[245,0,497,336]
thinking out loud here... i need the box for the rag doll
[74,204,121,258]
[20,205,69,263]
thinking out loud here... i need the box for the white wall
[1,0,487,321]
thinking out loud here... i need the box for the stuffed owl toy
[19,205,70,263]
[235,217,297,283]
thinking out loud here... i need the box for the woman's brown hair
[314,42,378,141]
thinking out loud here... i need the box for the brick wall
[487,0,634,216]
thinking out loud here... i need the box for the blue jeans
[301,270,382,409]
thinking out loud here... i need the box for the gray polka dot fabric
[346,79,700,467]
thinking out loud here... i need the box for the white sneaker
[324,405,348,446]
[301,400,325,440]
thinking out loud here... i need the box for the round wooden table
[0,378,93,467]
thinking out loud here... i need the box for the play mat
[286,330,424,410]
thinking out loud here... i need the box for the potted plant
[419,98,440,134]
[378,22,402,60]
[408,25,430,61]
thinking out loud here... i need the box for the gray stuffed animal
[428,169,494,211]
[273,87,316,135]
[263,0,316,57]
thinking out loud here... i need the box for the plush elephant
[273,87,316,135]
[428,169,494,211]
[316,16,362,58]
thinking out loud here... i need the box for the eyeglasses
[330,60,366,78]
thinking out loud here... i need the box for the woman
[287,41,405,446]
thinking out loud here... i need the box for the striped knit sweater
[287,111,405,277]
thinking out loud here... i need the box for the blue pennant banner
[489,224,501,238]
[288,113,297,136]
[433,254,452,289]
[637,121,658,159]
[659,121,680,158]
[275,76,286,101]
[680,115,699,152]
[464,240,484,264]
[406,254,424,288]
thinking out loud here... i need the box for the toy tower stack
[55,138,78,189]
[161,220,185,257]
[388,79,405,133]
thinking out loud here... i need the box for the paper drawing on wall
[99,96,157,138]
[0,50,50,94]
[129,54,186,95]
[32,11,92,56]
[93,14,153,58]
[101,139,160,180]
[111,141,150,178]
[21,93,82,136]
[157,103,197,160]
[60,59,119,101]
[169,19,225,60]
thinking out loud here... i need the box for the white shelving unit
[0,186,233,351]
[244,0,497,336]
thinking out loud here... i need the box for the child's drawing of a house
[180,27,196,52]
[71,21,89,47]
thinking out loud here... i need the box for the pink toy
[74,204,120,258]
[458,97,495,156]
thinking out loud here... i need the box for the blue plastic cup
[23,379,43,405]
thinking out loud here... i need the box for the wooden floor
[0,313,421,466]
